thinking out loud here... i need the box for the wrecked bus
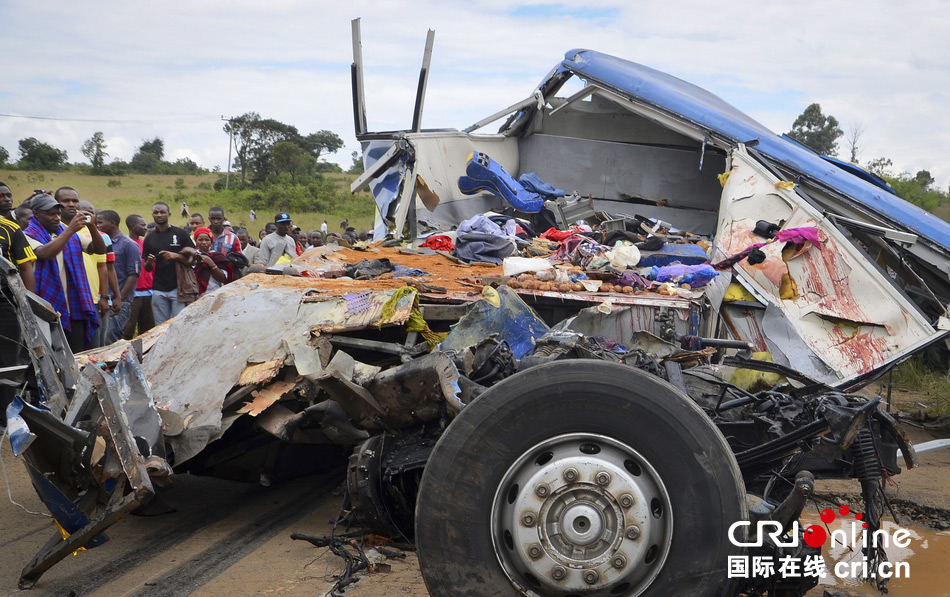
[4,30,949,596]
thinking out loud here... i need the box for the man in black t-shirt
[1,213,36,425]
[142,201,195,325]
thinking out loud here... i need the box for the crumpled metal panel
[139,280,415,465]
[440,286,549,360]
[714,147,943,385]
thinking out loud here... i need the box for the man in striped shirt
[1,195,36,425]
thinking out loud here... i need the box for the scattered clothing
[420,235,455,252]
[345,258,394,279]
[453,214,517,264]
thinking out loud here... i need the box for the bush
[107,179,122,188]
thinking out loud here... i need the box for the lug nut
[625,525,641,540]
[552,566,567,581]
[522,512,536,527]
[528,544,543,559]
[535,484,550,498]
[619,494,635,508]
[595,472,610,486]
[612,555,627,569]
[563,468,578,482]
[583,570,599,585]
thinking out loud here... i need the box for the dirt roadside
[2,387,948,596]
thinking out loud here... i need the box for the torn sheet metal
[713,147,945,386]
[565,301,703,345]
[139,280,415,465]
[9,358,157,589]
[238,380,298,416]
[317,351,460,430]
[2,255,76,419]
[440,286,549,359]
[365,352,462,422]
[239,360,284,386]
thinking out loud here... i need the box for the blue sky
[2,1,948,188]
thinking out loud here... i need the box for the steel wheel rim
[490,433,673,596]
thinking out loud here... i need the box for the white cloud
[2,1,948,188]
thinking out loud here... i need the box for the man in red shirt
[122,214,155,339]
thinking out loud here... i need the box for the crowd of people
[1,180,374,422]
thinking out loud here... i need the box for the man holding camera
[23,193,102,353]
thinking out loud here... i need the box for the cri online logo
[803,503,864,548]
[729,503,913,551]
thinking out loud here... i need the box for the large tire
[415,360,746,596]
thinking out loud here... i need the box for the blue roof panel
[558,49,950,250]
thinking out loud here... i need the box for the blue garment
[518,172,565,198]
[453,215,517,265]
[110,232,141,298]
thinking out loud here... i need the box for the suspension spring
[852,426,882,482]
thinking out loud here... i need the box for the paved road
[1,436,428,597]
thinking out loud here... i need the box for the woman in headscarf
[193,227,232,294]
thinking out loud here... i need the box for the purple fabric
[24,217,99,344]
[713,226,823,270]
[773,226,823,249]
[608,271,650,289]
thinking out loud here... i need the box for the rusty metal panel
[139,281,416,465]
[714,147,943,385]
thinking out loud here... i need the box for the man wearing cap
[255,212,299,267]
[143,201,195,325]
[23,193,100,353]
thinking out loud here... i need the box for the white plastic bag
[503,257,554,276]
[605,244,641,269]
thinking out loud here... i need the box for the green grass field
[1,170,376,235]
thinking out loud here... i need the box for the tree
[271,141,311,184]
[139,138,164,160]
[224,112,353,185]
[81,131,109,170]
[224,113,305,184]
[347,150,365,175]
[298,130,344,162]
[0,146,9,166]
[130,137,166,173]
[845,122,865,164]
[130,151,161,173]
[17,137,68,170]
[866,157,893,178]
[914,170,935,192]
[786,103,843,156]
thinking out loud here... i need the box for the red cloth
[421,235,455,251]
[193,226,213,241]
[540,226,585,242]
[132,237,154,291]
